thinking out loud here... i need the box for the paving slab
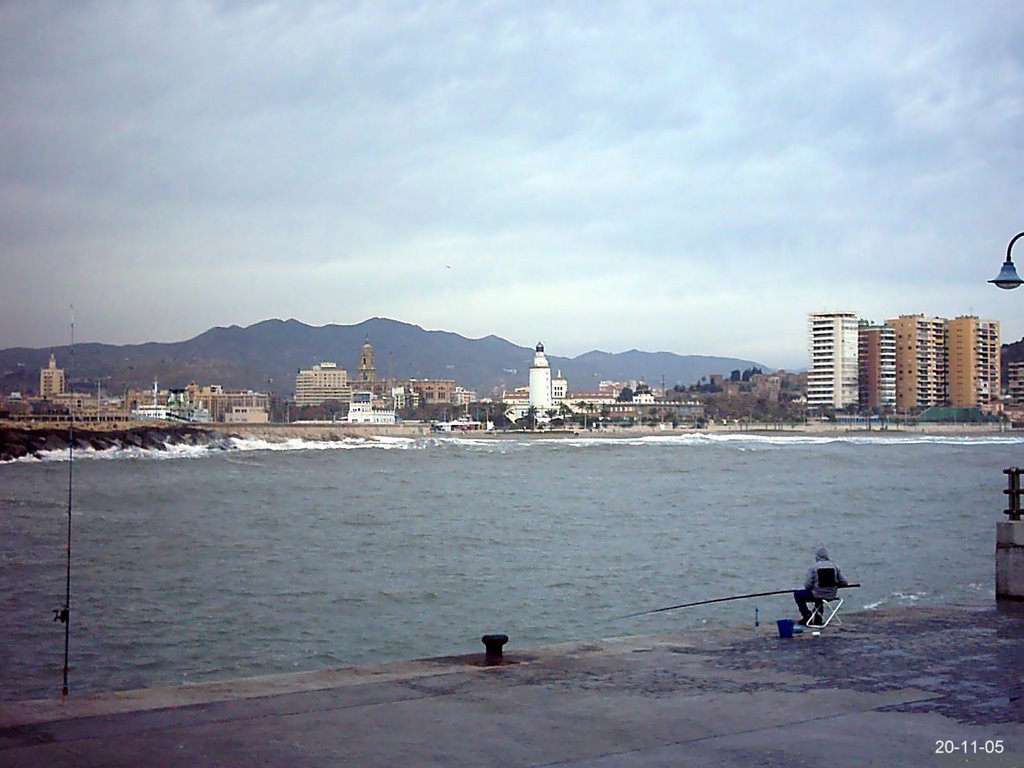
[2,602,1023,767]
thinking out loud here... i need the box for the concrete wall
[996,521,1024,599]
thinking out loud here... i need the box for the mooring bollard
[481,634,509,664]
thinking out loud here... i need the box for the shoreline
[1,419,1016,462]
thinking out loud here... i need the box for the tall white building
[529,342,553,411]
[807,312,859,409]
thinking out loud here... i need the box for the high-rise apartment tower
[807,312,859,409]
[886,314,948,412]
[857,321,896,410]
[947,315,1000,409]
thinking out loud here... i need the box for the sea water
[1,431,1021,701]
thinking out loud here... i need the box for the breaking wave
[3,434,419,463]
[4,429,1021,464]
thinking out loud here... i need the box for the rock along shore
[0,424,232,462]
[1,419,1013,462]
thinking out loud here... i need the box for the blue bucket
[777,619,795,638]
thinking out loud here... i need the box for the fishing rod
[614,583,861,620]
[53,307,74,699]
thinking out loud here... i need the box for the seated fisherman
[793,546,848,626]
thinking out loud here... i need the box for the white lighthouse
[529,342,553,412]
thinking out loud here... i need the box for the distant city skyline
[0,309,1014,378]
[2,3,1022,369]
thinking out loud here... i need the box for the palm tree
[526,405,538,431]
[574,400,589,428]
[558,403,573,425]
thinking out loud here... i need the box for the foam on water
[227,435,416,453]
[5,428,1023,465]
[862,591,929,610]
[2,433,420,464]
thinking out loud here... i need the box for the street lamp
[989,232,1024,289]
[990,232,1024,598]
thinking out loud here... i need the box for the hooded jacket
[804,546,848,600]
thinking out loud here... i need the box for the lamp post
[989,232,1024,289]
[992,232,1024,599]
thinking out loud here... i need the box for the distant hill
[0,318,771,398]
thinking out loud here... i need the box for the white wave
[447,431,1024,449]
[5,428,1021,465]
[22,443,218,463]
[862,590,928,610]
[638,432,1024,447]
[1,433,419,464]
[227,435,416,453]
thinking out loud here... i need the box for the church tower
[358,338,376,383]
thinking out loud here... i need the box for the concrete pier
[2,603,1023,767]
[997,521,1024,598]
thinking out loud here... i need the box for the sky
[2,1,1023,370]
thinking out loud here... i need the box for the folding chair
[807,565,843,628]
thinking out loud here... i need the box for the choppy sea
[2,431,1021,701]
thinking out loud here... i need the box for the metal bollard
[481,634,509,665]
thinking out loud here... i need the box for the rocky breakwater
[0,424,230,462]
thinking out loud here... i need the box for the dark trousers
[793,589,820,620]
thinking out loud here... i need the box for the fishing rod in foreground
[53,307,74,699]
[614,584,861,620]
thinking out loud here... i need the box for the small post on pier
[481,634,509,665]
[996,467,1024,599]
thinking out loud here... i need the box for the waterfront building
[406,379,455,405]
[39,353,65,399]
[367,378,457,407]
[388,385,410,410]
[552,371,568,401]
[453,386,476,407]
[807,312,859,409]
[224,405,269,424]
[1008,361,1024,406]
[886,314,948,412]
[501,387,529,424]
[184,382,269,422]
[947,315,1000,410]
[857,321,896,410]
[347,391,396,424]
[130,381,210,422]
[294,362,352,406]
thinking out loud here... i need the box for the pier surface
[2,603,1023,767]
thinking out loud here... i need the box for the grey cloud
[2,1,1023,357]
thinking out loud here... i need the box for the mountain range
[0,318,771,398]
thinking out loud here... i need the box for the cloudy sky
[2,1,1022,369]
